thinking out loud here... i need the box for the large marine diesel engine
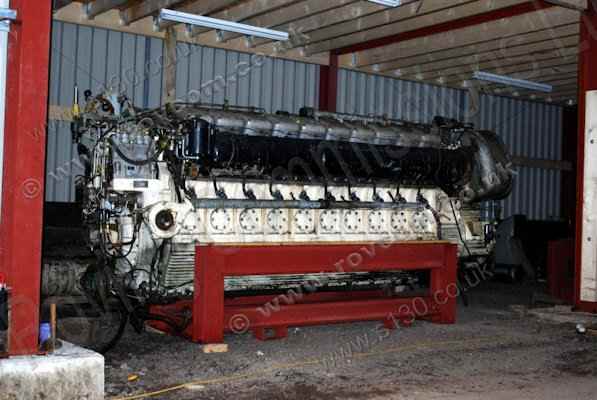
[68,90,512,314]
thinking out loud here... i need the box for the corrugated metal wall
[476,94,563,220]
[174,43,319,113]
[336,69,467,122]
[46,21,319,202]
[47,22,564,220]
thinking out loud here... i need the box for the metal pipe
[330,201,421,209]
[191,198,422,210]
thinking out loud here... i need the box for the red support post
[561,105,578,228]
[575,0,597,313]
[333,1,554,55]
[430,244,458,324]
[0,0,52,355]
[318,53,338,112]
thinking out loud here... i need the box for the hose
[136,311,191,336]
[449,199,472,257]
[109,137,163,166]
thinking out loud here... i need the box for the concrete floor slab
[0,341,104,400]
[102,282,597,400]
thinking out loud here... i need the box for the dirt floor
[100,281,597,400]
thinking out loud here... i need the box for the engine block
[69,89,514,297]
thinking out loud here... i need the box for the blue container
[39,322,51,344]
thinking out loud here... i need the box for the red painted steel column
[575,1,597,313]
[318,53,338,112]
[0,0,52,355]
[561,106,577,229]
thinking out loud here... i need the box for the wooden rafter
[251,0,383,48]
[218,0,354,43]
[120,0,187,25]
[348,7,580,68]
[51,0,580,104]
[157,0,246,30]
[85,0,129,19]
[187,0,297,38]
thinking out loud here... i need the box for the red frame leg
[430,245,458,324]
[193,253,225,344]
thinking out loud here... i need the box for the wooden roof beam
[218,0,357,43]
[329,0,584,58]
[399,44,579,82]
[120,0,187,25]
[351,7,580,68]
[156,0,244,30]
[324,0,564,56]
[250,0,381,48]
[53,0,75,11]
[543,0,587,11]
[453,61,579,89]
[304,0,473,55]
[85,0,129,20]
[376,33,579,77]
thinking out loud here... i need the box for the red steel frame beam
[318,53,338,112]
[333,1,555,55]
[575,0,597,313]
[185,242,457,344]
[561,105,578,227]
[0,0,52,355]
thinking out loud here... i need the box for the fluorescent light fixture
[367,0,402,6]
[472,71,553,93]
[158,9,289,41]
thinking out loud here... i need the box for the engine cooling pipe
[190,198,423,210]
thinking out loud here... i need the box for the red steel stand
[152,242,457,344]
